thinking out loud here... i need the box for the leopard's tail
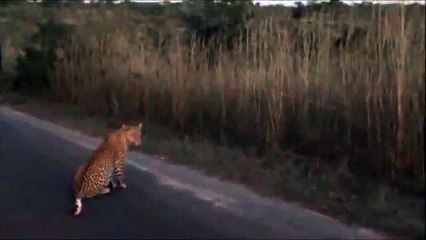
[74,190,84,216]
[73,165,85,216]
[74,197,83,216]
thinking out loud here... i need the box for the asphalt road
[0,114,280,239]
[0,106,388,240]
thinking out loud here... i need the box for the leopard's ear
[138,122,143,129]
[121,124,130,130]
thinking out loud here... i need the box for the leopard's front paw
[110,181,118,188]
[117,176,127,189]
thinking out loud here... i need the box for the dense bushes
[14,19,74,92]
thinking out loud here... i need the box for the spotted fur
[73,123,143,216]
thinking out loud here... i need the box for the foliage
[178,0,255,47]
[14,19,74,92]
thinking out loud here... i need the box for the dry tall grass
[49,4,425,188]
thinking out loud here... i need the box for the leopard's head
[121,123,143,146]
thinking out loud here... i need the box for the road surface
[0,106,386,239]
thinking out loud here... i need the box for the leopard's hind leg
[74,188,110,216]
[99,170,114,194]
[99,187,110,195]
[74,178,110,216]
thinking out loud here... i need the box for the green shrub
[14,19,74,93]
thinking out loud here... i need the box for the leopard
[73,123,143,216]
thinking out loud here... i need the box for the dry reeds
[49,4,425,185]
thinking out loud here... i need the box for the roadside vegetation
[0,1,424,238]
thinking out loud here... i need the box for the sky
[80,0,426,6]
[252,0,426,6]
[126,0,426,7]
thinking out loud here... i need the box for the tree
[0,0,18,8]
[179,0,255,47]
[103,0,115,5]
[15,20,75,92]
[292,1,305,19]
